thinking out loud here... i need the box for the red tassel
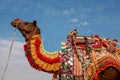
[23,44,28,51]
[52,73,57,79]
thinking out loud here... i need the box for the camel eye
[25,22,28,25]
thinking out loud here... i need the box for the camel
[11,18,120,80]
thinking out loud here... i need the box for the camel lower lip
[11,22,16,27]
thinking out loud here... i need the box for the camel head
[11,18,40,41]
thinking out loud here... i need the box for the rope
[1,25,17,80]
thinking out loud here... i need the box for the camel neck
[26,34,41,43]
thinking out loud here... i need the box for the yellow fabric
[29,35,60,72]
[31,35,59,58]
[40,44,59,59]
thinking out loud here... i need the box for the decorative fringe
[24,35,60,72]
[23,34,120,80]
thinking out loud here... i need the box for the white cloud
[63,8,74,15]
[0,39,24,56]
[70,18,79,23]
[0,39,52,80]
[80,21,88,26]
[70,18,88,26]
[95,6,104,12]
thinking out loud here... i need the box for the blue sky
[0,0,120,80]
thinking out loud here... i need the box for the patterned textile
[24,35,60,72]
[60,31,120,80]
[23,33,120,80]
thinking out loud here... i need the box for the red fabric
[35,38,60,64]
[24,44,41,71]
[92,42,101,48]
[113,39,118,42]
[95,34,100,39]
[100,40,107,47]
[96,57,120,73]
[23,44,28,51]
[76,43,86,49]
[53,73,57,78]
[93,57,120,80]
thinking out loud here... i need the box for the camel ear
[33,20,37,25]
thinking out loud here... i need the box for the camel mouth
[11,21,17,27]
